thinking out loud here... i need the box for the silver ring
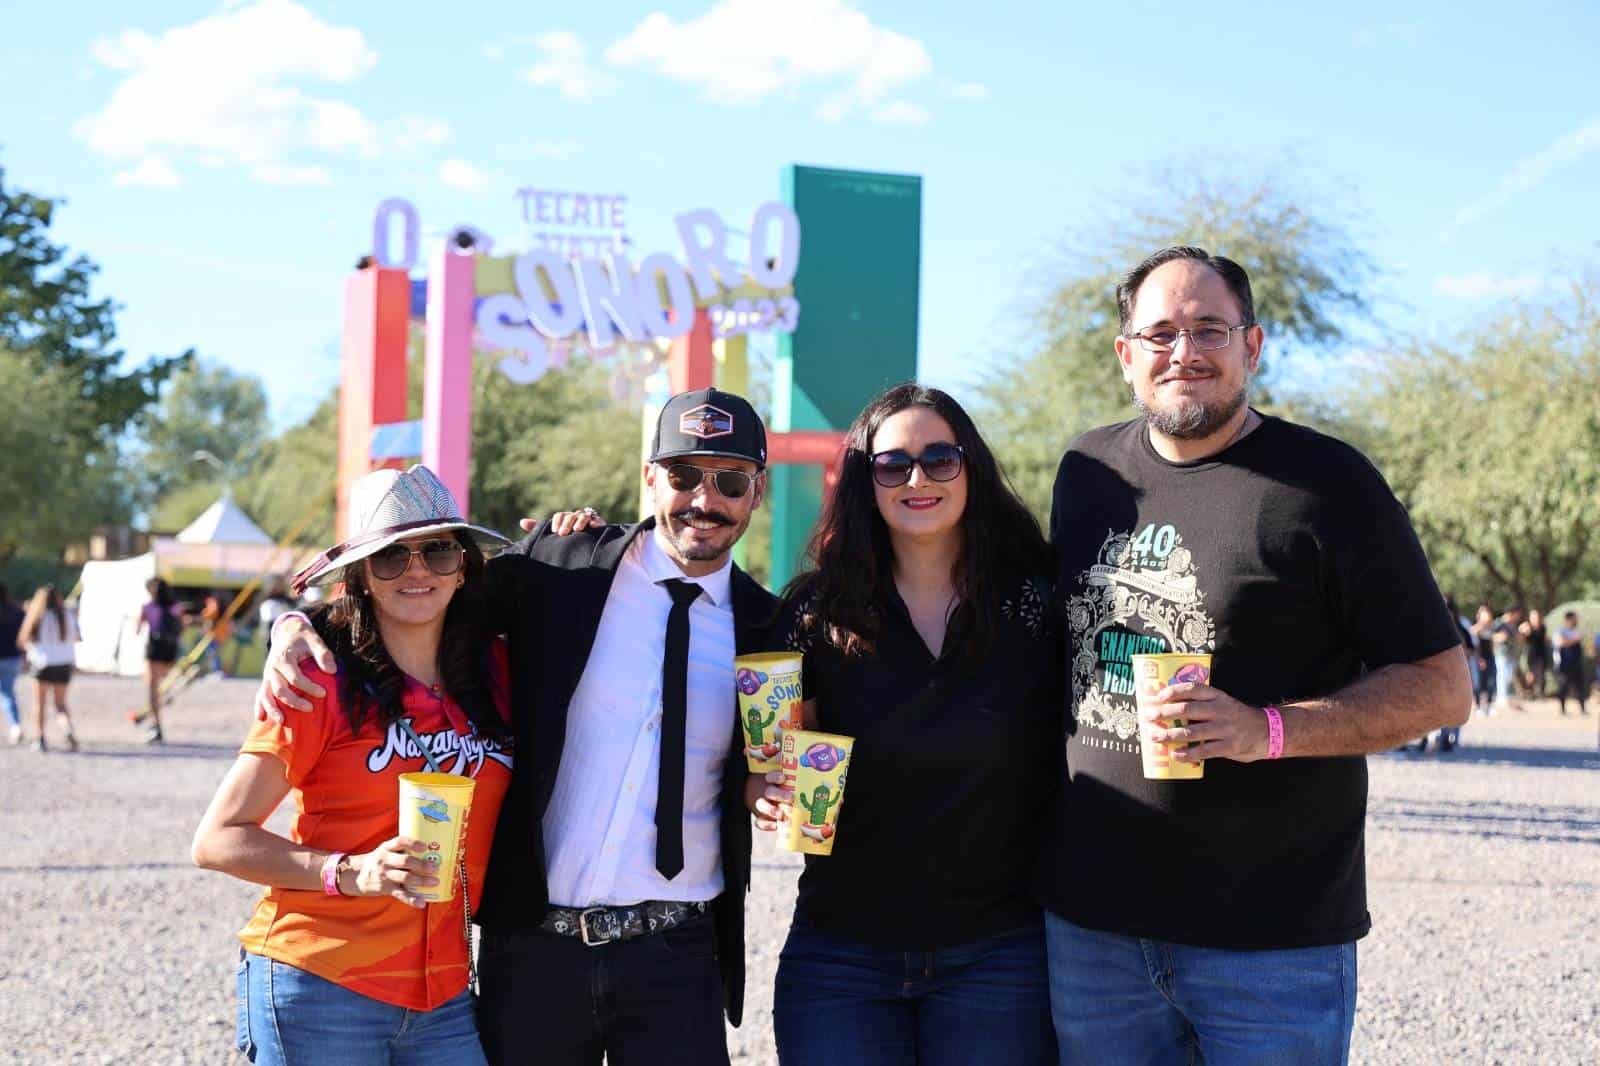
[581,507,597,517]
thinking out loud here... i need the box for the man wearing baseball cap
[259,387,777,1066]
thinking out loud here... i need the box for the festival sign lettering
[371,194,802,386]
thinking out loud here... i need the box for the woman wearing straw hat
[192,465,514,1065]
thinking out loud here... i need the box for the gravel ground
[1,674,1596,1064]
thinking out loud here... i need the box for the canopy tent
[75,494,314,676]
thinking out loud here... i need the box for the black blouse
[777,573,1060,950]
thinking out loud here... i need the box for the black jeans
[477,914,730,1066]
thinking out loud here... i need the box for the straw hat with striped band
[291,465,510,594]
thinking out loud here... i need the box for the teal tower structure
[769,165,924,587]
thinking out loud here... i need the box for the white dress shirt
[542,528,736,907]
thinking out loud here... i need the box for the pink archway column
[423,246,477,516]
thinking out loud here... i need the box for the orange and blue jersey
[236,642,513,1010]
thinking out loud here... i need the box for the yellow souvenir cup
[779,729,854,855]
[397,772,476,902]
[735,653,805,773]
[1130,653,1212,781]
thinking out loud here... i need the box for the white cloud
[940,78,988,101]
[1433,273,1547,300]
[521,31,618,101]
[531,139,580,160]
[252,162,333,187]
[75,0,380,187]
[604,0,932,121]
[483,44,505,61]
[867,101,930,126]
[439,158,493,193]
[1440,117,1600,242]
[113,155,182,188]
[388,114,453,155]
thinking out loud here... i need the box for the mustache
[672,508,735,527]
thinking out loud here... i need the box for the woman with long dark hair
[18,585,80,752]
[754,383,1059,1065]
[192,465,513,1065]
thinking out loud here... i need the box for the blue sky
[2,0,1597,428]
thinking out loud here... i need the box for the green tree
[0,164,187,435]
[140,359,271,500]
[977,171,1374,515]
[1352,284,1600,610]
[471,358,641,539]
[234,394,338,547]
[0,349,132,565]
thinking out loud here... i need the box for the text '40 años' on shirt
[1038,414,1461,951]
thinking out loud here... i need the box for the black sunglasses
[870,443,965,488]
[368,539,466,581]
[662,463,757,499]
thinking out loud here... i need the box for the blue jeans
[1044,913,1355,1066]
[774,920,1056,1066]
[1493,649,1515,705]
[0,656,20,729]
[238,951,485,1065]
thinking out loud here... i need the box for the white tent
[75,494,311,676]
[177,493,274,546]
[75,553,157,676]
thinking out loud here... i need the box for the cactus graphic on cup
[734,654,804,772]
[780,730,854,855]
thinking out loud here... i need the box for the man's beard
[663,508,742,561]
[1134,382,1248,441]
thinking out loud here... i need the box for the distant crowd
[0,577,301,749]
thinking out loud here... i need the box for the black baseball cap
[649,388,767,467]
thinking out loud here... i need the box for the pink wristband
[1263,706,1285,760]
[321,852,347,896]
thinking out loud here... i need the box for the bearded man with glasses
[258,388,778,1066]
[1038,246,1471,1065]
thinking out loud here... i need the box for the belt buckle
[578,907,615,947]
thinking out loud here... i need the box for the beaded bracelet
[1263,706,1285,760]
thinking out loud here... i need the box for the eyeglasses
[662,463,758,499]
[368,539,466,581]
[1127,323,1249,353]
[870,443,965,488]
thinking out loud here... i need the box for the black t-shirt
[1039,414,1460,950]
[778,572,1059,950]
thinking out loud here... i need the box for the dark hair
[318,532,508,740]
[1116,246,1256,336]
[0,582,9,606]
[146,577,175,608]
[783,383,1051,663]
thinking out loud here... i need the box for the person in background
[1520,609,1550,698]
[0,583,26,745]
[257,581,294,658]
[18,585,80,752]
[192,464,514,1065]
[1470,605,1498,715]
[755,384,1059,1066]
[131,577,184,744]
[200,591,230,676]
[1491,606,1523,712]
[1553,612,1588,718]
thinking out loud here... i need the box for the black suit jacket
[473,518,777,1027]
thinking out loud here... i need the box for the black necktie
[656,578,702,879]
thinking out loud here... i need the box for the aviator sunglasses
[368,539,466,581]
[661,463,757,498]
[870,442,965,488]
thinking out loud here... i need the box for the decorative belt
[540,899,711,947]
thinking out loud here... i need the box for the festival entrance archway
[337,165,921,586]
